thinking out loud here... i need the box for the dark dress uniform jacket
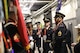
[42,27,53,53]
[74,42,80,53]
[35,29,41,48]
[34,29,42,53]
[54,22,68,53]
[5,23,26,53]
[28,30,36,53]
[66,29,72,53]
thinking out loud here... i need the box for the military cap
[75,24,80,28]
[35,22,41,25]
[26,18,32,24]
[54,12,65,19]
[26,22,32,24]
[43,17,50,22]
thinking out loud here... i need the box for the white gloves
[43,35,47,41]
[49,43,52,49]
[30,41,34,49]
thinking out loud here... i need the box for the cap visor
[74,26,80,28]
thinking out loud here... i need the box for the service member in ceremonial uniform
[5,11,27,53]
[42,18,53,53]
[53,12,68,53]
[26,20,36,53]
[35,22,42,53]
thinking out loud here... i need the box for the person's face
[9,13,17,24]
[55,18,59,22]
[55,17,62,24]
[9,1,14,7]
[45,21,50,27]
[37,24,41,29]
[27,23,33,29]
[29,23,33,29]
[59,17,63,21]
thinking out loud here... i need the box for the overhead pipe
[31,0,71,18]
[31,0,57,18]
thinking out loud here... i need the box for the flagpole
[3,0,9,21]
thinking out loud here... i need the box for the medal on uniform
[58,31,62,36]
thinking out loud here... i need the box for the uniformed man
[53,12,68,53]
[42,17,53,53]
[35,22,42,53]
[26,20,36,53]
[5,11,27,53]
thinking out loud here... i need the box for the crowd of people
[25,12,80,53]
[3,10,80,53]
[1,0,80,53]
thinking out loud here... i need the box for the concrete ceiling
[19,0,53,15]
[30,2,48,11]
[30,0,53,11]
[19,0,67,17]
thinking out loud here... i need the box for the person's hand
[7,39,10,43]
[49,43,53,48]
[39,47,43,52]
[53,20,63,31]
[57,20,63,26]
[37,31,41,35]
[71,43,77,47]
[13,35,20,42]
[7,47,12,52]
[37,30,42,35]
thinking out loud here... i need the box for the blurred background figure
[74,24,80,53]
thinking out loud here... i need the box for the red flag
[13,0,30,50]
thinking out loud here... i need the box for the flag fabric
[56,0,62,12]
[0,22,4,53]
[0,34,4,53]
[13,0,30,51]
[2,31,8,49]
[2,0,9,21]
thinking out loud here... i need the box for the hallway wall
[76,0,80,24]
